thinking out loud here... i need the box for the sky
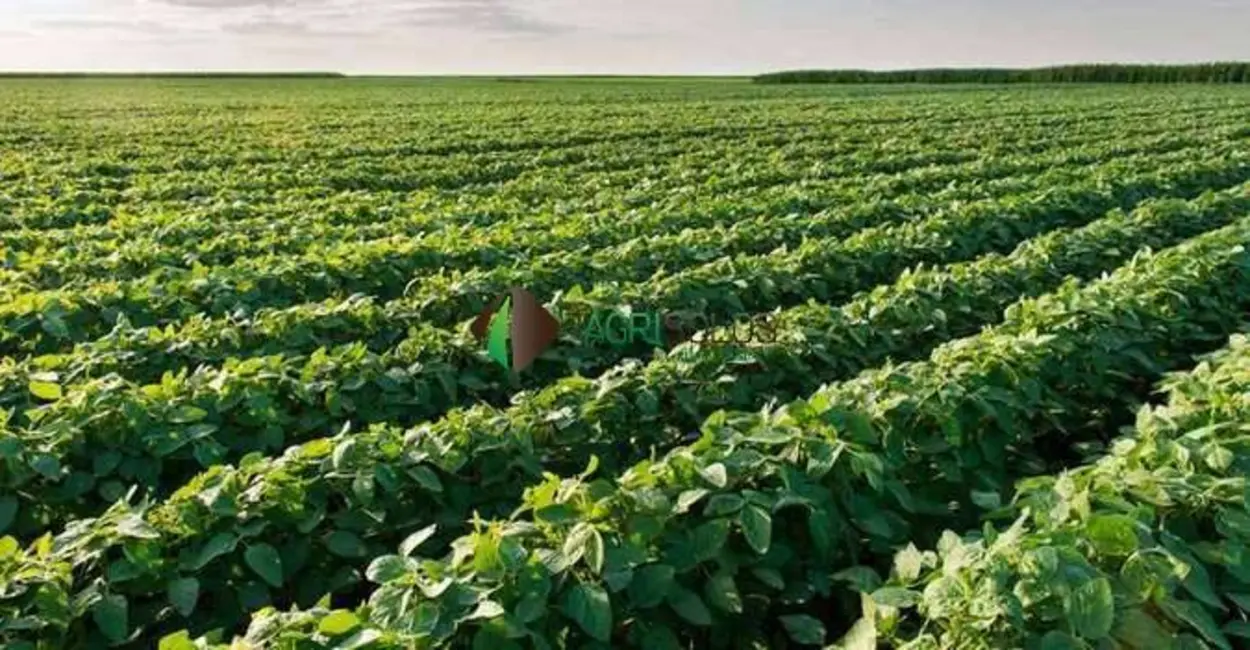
[0,0,1247,75]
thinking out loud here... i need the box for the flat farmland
[1,78,1249,649]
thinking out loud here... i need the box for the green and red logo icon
[470,287,560,373]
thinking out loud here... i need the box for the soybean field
[2,78,1250,650]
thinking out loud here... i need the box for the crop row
[6,100,1242,242]
[2,136,1219,389]
[2,113,809,193]
[2,184,1247,646]
[0,146,1065,356]
[850,334,1250,650]
[8,92,1210,184]
[2,117,885,231]
[2,157,1244,536]
[147,209,1250,650]
[0,143,1238,359]
[4,119,1210,290]
[5,110,1232,284]
[3,98,1126,231]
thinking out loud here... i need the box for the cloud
[394,0,571,36]
[37,17,183,33]
[42,0,572,40]
[221,17,368,37]
[154,0,302,7]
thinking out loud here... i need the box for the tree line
[755,62,1250,84]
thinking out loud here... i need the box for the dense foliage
[855,334,1250,650]
[0,79,1248,649]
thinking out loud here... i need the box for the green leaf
[325,530,368,558]
[332,439,356,470]
[352,473,374,506]
[167,578,199,617]
[628,564,676,608]
[739,505,771,554]
[412,602,440,636]
[186,423,218,440]
[535,503,579,524]
[318,610,361,636]
[158,631,197,650]
[107,558,142,583]
[116,515,160,540]
[1167,599,1233,650]
[1205,446,1235,471]
[244,543,284,588]
[675,489,709,514]
[41,314,69,339]
[30,453,60,479]
[691,518,730,562]
[0,536,19,559]
[1179,558,1224,611]
[700,463,728,488]
[808,507,837,560]
[408,465,444,493]
[1113,607,1172,649]
[752,567,786,590]
[187,532,236,571]
[584,528,605,575]
[806,439,843,478]
[366,555,410,584]
[516,595,547,624]
[1086,515,1139,557]
[92,594,128,643]
[562,583,612,642]
[604,565,634,593]
[893,543,924,582]
[667,586,712,626]
[871,587,922,609]
[780,614,826,646]
[835,567,885,594]
[838,617,877,650]
[28,380,62,401]
[92,451,122,477]
[399,524,437,557]
[704,572,742,613]
[168,405,208,423]
[970,489,1002,510]
[704,494,744,516]
[338,629,383,649]
[467,600,506,620]
[1069,577,1115,640]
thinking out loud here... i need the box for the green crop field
[1,77,1250,650]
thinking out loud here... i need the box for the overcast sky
[0,0,1247,74]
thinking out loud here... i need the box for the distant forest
[755,63,1250,84]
